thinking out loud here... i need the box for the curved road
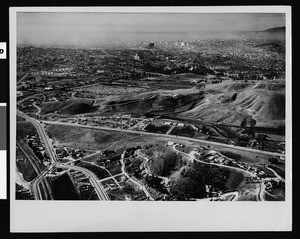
[172,144,265,201]
[17,110,110,201]
[56,164,110,201]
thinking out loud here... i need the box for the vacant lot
[46,124,167,152]
[46,124,138,151]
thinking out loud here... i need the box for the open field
[46,123,170,152]
[46,123,282,167]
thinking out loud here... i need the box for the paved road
[32,102,41,115]
[17,140,53,200]
[17,73,29,84]
[17,110,110,201]
[172,144,265,201]
[31,166,54,200]
[266,166,285,182]
[165,125,176,135]
[18,110,58,165]
[219,191,239,201]
[56,164,110,201]
[120,151,154,200]
[42,120,284,157]
[17,111,57,199]
[137,150,169,185]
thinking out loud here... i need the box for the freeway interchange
[17,110,110,201]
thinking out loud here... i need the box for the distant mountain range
[263,26,285,32]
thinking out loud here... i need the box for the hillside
[94,88,205,116]
[41,80,285,128]
[263,26,285,33]
[40,99,97,115]
[95,80,285,127]
[181,81,285,127]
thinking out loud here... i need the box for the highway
[16,109,283,201]
[56,164,110,201]
[17,110,58,199]
[17,140,53,200]
[17,110,110,201]
[17,110,58,165]
[30,165,54,200]
[42,120,285,158]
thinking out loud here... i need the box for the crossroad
[42,120,285,158]
[17,110,110,201]
[17,108,285,201]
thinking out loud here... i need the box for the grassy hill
[94,88,205,116]
[41,80,285,128]
[40,99,97,115]
[180,81,285,127]
[263,26,285,32]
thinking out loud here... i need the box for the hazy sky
[17,12,285,46]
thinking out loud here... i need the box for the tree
[240,118,247,128]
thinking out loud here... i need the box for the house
[177,123,185,127]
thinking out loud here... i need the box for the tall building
[134,54,140,61]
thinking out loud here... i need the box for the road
[137,149,169,185]
[31,165,54,200]
[165,125,176,135]
[219,191,239,201]
[17,110,282,201]
[17,73,29,84]
[266,166,285,182]
[17,140,53,200]
[120,151,154,200]
[17,110,57,199]
[171,144,265,201]
[32,102,41,115]
[17,110,58,165]
[17,110,110,201]
[56,164,110,201]
[41,120,284,158]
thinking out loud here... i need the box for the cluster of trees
[145,124,170,134]
[170,162,230,200]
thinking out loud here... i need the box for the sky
[17,12,285,46]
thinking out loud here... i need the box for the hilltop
[182,81,285,127]
[38,79,285,128]
[263,26,285,33]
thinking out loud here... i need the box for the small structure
[167,141,174,146]
[134,54,140,61]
